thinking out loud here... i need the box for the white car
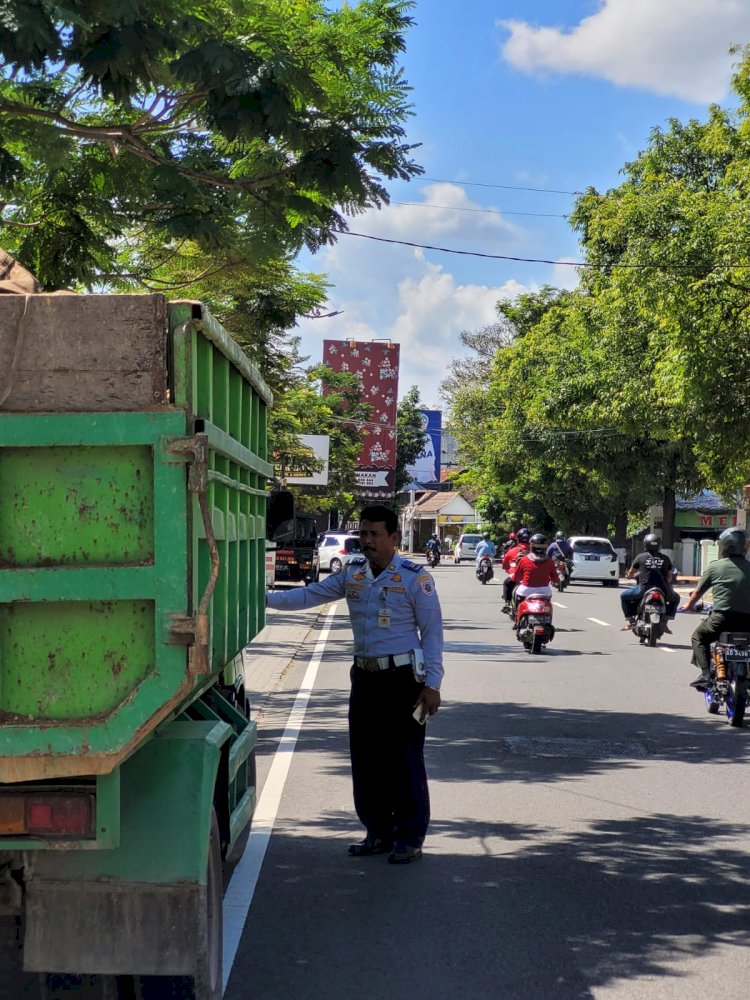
[314,533,362,576]
[453,533,483,564]
[568,536,620,586]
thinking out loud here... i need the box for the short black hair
[359,504,399,534]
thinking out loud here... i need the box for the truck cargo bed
[0,296,272,781]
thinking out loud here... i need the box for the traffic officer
[266,504,444,865]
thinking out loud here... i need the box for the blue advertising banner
[406,409,441,485]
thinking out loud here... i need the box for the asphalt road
[224,564,750,1000]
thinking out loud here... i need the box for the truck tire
[40,974,131,998]
[132,810,223,1000]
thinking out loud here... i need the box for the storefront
[400,490,479,552]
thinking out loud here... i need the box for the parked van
[454,533,482,564]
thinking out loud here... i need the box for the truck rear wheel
[131,810,223,1000]
[40,974,131,998]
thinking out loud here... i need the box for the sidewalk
[244,603,328,718]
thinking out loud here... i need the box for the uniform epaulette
[350,557,367,566]
[400,560,421,572]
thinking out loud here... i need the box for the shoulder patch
[401,560,421,572]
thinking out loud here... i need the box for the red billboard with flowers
[322,339,400,500]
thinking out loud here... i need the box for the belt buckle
[360,656,381,671]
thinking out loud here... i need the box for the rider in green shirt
[681,527,750,688]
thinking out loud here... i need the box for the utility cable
[422,176,581,196]
[332,230,728,271]
[392,200,568,219]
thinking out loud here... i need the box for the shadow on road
[229,810,750,1000]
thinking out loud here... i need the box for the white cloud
[297,262,536,407]
[293,184,548,406]
[500,0,750,103]
[329,183,521,266]
[551,258,581,291]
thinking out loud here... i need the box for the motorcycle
[426,547,440,568]
[632,586,668,647]
[554,557,570,592]
[512,591,555,654]
[704,631,750,727]
[476,556,494,584]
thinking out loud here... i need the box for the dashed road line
[659,646,676,654]
[553,602,567,609]
[588,617,611,627]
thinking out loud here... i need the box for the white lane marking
[660,646,675,654]
[222,604,338,992]
[588,617,611,627]
[553,602,567,609]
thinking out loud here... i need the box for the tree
[569,60,750,495]
[394,385,425,493]
[0,0,422,293]
[270,363,371,518]
[445,287,690,540]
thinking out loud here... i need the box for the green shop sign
[674,511,737,529]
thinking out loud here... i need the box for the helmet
[517,528,531,543]
[483,531,491,540]
[643,533,660,552]
[530,532,548,555]
[555,531,565,541]
[719,527,748,558]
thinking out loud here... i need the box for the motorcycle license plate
[726,648,750,658]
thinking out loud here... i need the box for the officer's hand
[416,687,441,717]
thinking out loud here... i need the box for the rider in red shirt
[501,527,531,607]
[514,534,559,600]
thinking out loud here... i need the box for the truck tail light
[0,794,94,837]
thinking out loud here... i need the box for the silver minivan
[453,533,482,564]
[568,536,620,586]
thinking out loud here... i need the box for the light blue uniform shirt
[266,552,444,689]
[475,540,497,560]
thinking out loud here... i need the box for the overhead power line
[392,200,567,219]
[422,176,581,196]
[332,230,723,271]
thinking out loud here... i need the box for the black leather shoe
[689,673,711,690]
[347,836,392,857]
[387,843,423,865]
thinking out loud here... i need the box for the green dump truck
[0,294,272,998]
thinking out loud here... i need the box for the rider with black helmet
[621,533,678,630]
[546,531,573,562]
[681,527,750,688]
[501,527,532,608]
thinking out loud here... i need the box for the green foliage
[394,385,425,492]
[270,363,371,516]
[0,0,421,291]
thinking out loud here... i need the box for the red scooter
[513,591,555,654]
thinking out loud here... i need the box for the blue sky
[296,1,750,407]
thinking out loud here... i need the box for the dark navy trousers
[348,664,430,847]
